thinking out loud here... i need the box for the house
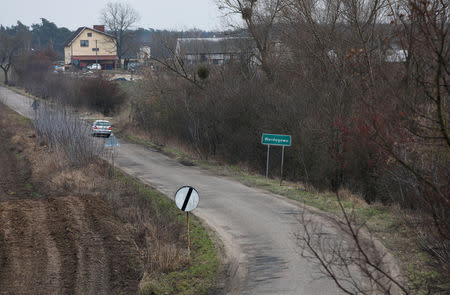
[122,43,152,70]
[64,25,117,70]
[137,44,151,64]
[175,37,254,66]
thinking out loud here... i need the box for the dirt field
[0,104,142,294]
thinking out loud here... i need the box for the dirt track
[0,104,142,295]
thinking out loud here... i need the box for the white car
[87,63,101,70]
[91,120,112,137]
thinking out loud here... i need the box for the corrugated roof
[63,27,116,47]
[177,37,254,55]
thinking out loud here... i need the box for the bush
[132,62,389,201]
[197,66,209,80]
[15,51,126,115]
[15,48,56,98]
[33,102,104,166]
[81,76,126,115]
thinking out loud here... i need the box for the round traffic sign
[174,186,199,212]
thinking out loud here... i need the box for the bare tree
[219,0,289,80]
[150,31,206,89]
[382,0,450,277]
[101,2,140,68]
[0,23,31,85]
[0,33,17,85]
[282,0,449,291]
[129,1,447,289]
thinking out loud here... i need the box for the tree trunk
[1,67,8,85]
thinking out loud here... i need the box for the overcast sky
[2,0,234,31]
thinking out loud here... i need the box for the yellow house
[64,25,117,69]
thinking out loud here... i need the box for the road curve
[1,86,344,295]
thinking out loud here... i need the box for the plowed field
[0,104,142,294]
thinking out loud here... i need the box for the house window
[80,40,89,47]
[87,33,92,37]
[92,48,99,52]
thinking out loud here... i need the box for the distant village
[63,24,258,72]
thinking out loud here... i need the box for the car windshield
[95,121,110,126]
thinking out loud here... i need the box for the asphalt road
[1,86,349,295]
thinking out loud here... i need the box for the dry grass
[1,89,218,294]
[6,106,188,277]
[336,188,368,207]
[147,243,189,273]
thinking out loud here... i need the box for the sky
[2,0,235,31]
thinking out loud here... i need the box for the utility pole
[95,40,98,70]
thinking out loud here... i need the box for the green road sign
[261,133,291,146]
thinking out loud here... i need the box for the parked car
[91,120,112,137]
[128,62,140,71]
[87,63,101,70]
[53,65,65,72]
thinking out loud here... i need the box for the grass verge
[139,220,218,295]
[115,172,219,295]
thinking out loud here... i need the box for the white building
[138,45,151,64]
[385,49,408,63]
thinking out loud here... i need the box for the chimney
[93,25,105,32]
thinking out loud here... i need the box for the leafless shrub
[15,51,126,115]
[298,195,408,294]
[14,47,56,97]
[81,75,126,116]
[33,101,104,166]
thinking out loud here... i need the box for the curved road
[1,86,345,294]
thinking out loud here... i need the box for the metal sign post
[280,146,285,186]
[105,134,120,177]
[266,144,270,182]
[186,212,190,253]
[174,186,199,256]
[261,133,291,185]
[111,146,116,176]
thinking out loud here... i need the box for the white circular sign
[174,186,199,212]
